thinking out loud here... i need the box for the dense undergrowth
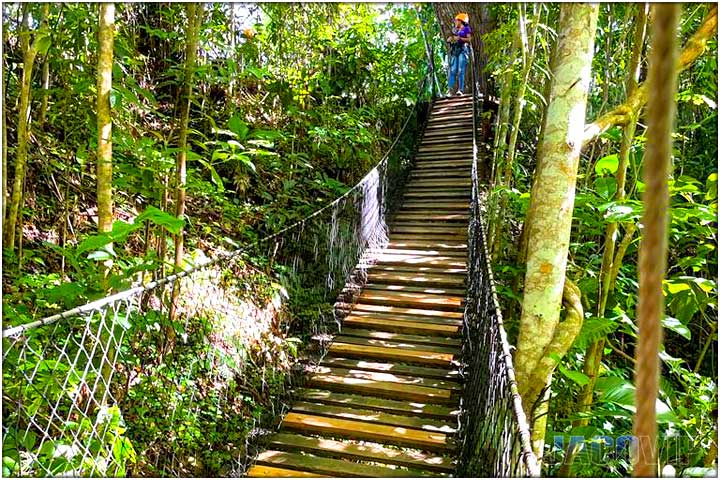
[2,3,439,475]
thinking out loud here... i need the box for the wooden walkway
[247,95,474,478]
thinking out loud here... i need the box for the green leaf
[595,154,619,175]
[76,234,113,256]
[662,316,691,340]
[34,31,52,55]
[228,116,249,141]
[595,177,618,200]
[136,206,184,235]
[558,364,590,386]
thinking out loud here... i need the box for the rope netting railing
[2,75,432,477]
[455,47,541,477]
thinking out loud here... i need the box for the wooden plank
[326,342,455,368]
[414,160,471,168]
[298,389,459,420]
[342,315,461,337]
[358,290,463,311]
[421,135,473,144]
[391,225,467,235]
[267,432,455,474]
[369,264,467,275]
[393,213,468,222]
[290,401,457,432]
[247,464,329,477]
[366,271,466,288]
[371,254,467,267]
[398,202,469,210]
[281,414,452,452]
[363,282,466,296]
[332,335,460,355]
[385,239,467,249]
[256,449,434,477]
[408,179,472,187]
[351,303,464,319]
[370,247,467,258]
[312,363,460,390]
[403,191,470,199]
[345,310,463,327]
[319,357,461,380]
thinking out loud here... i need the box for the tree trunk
[167,3,204,350]
[513,4,598,456]
[2,18,8,227]
[96,2,115,400]
[4,5,44,249]
[97,3,114,237]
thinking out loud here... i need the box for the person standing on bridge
[446,12,472,96]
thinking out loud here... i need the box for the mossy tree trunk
[97,3,115,238]
[4,5,48,250]
[513,2,598,458]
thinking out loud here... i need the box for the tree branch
[582,5,718,147]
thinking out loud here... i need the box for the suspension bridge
[2,56,539,477]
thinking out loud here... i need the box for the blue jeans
[448,51,469,93]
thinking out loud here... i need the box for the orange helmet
[455,12,469,24]
[243,28,255,39]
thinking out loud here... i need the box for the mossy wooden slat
[255,449,433,477]
[338,327,461,347]
[310,365,460,392]
[414,160,471,168]
[403,191,470,199]
[298,389,459,420]
[326,342,455,368]
[290,401,457,433]
[386,238,468,247]
[246,464,328,477]
[267,433,455,474]
[281,414,451,452]
[342,314,461,337]
[332,336,460,356]
[319,357,460,380]
[362,282,466,296]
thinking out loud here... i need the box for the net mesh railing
[455,47,541,477]
[2,76,432,478]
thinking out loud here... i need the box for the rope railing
[455,46,540,477]
[2,74,432,478]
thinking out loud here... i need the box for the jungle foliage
[485,3,717,476]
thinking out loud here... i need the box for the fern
[573,316,618,351]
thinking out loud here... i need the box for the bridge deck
[247,95,474,477]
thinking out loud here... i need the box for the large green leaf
[661,316,691,340]
[135,206,185,235]
[595,154,619,175]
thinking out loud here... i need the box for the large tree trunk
[2,18,8,227]
[513,3,598,456]
[432,3,494,96]
[4,6,45,249]
[167,3,204,351]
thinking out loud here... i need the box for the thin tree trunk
[167,3,204,351]
[4,5,44,249]
[2,18,8,227]
[513,4,598,457]
[96,2,115,401]
[97,3,114,237]
[38,54,50,126]
[575,5,648,431]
